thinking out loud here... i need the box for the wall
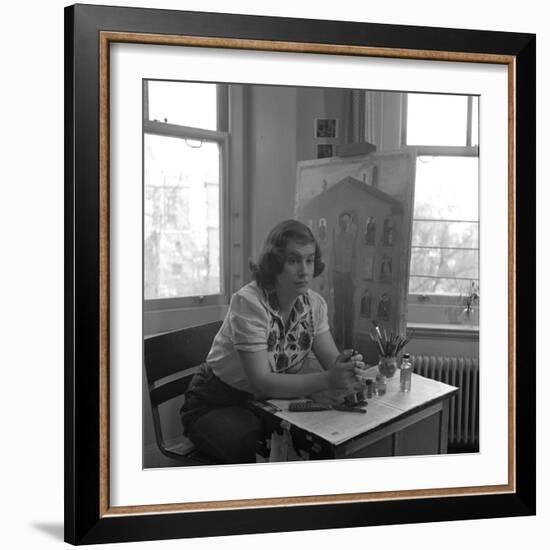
[376,91,404,152]
[248,85,298,258]
[248,84,356,254]
[407,330,479,358]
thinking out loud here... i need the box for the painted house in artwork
[296,175,405,362]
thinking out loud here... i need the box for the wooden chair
[144,321,223,465]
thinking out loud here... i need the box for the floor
[143,444,215,469]
[143,443,269,469]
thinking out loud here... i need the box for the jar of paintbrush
[370,321,413,379]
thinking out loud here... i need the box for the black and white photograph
[1,0,545,544]
[143,80,480,469]
[57,1,540,545]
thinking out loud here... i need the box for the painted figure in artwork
[380,254,392,283]
[383,216,394,246]
[360,289,372,318]
[331,211,357,349]
[365,216,376,245]
[377,292,391,321]
[318,217,327,242]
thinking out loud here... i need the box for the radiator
[411,355,479,449]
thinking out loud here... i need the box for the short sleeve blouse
[207,282,330,393]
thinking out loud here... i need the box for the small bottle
[365,379,374,399]
[375,374,386,396]
[400,353,412,392]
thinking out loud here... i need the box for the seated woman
[181,219,364,464]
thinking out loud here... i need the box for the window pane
[412,220,478,248]
[414,156,479,220]
[406,93,469,146]
[147,81,217,130]
[409,276,479,295]
[410,248,479,279]
[144,134,221,300]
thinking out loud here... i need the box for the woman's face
[275,240,316,300]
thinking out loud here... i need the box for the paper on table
[381,371,458,412]
[266,366,457,446]
[267,399,404,445]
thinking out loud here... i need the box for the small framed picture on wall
[315,117,338,138]
[317,143,334,158]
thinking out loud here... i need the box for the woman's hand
[334,348,365,369]
[326,349,365,392]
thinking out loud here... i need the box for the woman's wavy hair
[250,219,325,289]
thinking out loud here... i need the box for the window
[404,93,479,326]
[143,80,229,309]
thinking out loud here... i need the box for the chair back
[144,320,223,406]
[143,320,223,461]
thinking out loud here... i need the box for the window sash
[410,274,480,282]
[143,119,227,144]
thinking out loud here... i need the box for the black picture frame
[317,143,334,159]
[65,3,536,545]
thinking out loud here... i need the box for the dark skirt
[180,364,264,463]
[180,363,254,432]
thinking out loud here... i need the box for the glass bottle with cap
[400,353,412,392]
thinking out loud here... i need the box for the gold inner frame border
[98,31,517,517]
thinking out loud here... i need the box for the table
[253,366,458,460]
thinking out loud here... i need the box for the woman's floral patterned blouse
[207,281,330,393]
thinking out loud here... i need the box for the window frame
[401,93,480,326]
[142,81,231,311]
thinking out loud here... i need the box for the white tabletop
[266,366,457,446]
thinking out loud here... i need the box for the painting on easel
[295,152,415,363]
